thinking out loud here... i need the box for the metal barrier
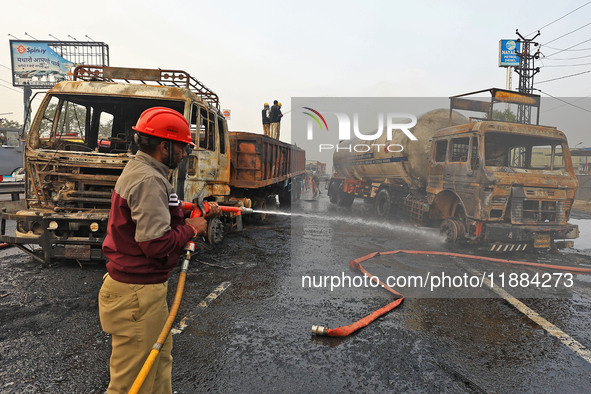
[0,182,24,201]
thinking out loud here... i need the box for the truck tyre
[375,189,391,218]
[440,218,465,243]
[207,217,224,245]
[279,188,291,206]
[328,180,341,204]
[249,198,268,224]
[337,191,355,207]
[329,186,338,204]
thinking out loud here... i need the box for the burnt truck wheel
[329,189,338,204]
[328,180,341,204]
[375,189,392,218]
[279,188,291,206]
[337,191,355,207]
[440,218,466,243]
[207,217,224,244]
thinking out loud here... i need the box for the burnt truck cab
[0,66,233,263]
[427,89,579,251]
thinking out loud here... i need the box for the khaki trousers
[270,122,280,139]
[99,274,172,394]
[263,123,270,136]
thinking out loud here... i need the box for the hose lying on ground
[311,250,591,337]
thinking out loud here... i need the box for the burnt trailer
[0,66,305,263]
[328,89,579,251]
[229,131,305,208]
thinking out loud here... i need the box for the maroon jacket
[103,151,194,284]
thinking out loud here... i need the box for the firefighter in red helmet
[98,107,220,393]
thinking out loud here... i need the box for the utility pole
[23,83,32,135]
[514,29,541,124]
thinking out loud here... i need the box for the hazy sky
[2,0,591,145]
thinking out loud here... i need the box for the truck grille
[511,198,563,224]
[28,154,127,211]
[490,197,507,207]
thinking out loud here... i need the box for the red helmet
[132,107,195,146]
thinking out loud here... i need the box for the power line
[542,21,591,45]
[543,44,591,51]
[0,63,12,70]
[541,61,591,67]
[542,53,591,60]
[0,82,22,94]
[535,88,591,113]
[527,1,591,36]
[536,69,591,84]
[545,37,591,57]
[542,93,591,113]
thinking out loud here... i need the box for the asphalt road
[1,189,590,393]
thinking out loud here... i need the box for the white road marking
[172,281,231,335]
[482,275,591,365]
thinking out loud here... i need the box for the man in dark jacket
[99,107,219,393]
[262,102,271,136]
[269,100,283,139]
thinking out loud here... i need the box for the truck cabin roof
[433,120,566,141]
[64,65,220,111]
[448,88,541,126]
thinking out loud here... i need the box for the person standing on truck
[98,107,220,393]
[269,100,283,139]
[276,102,284,139]
[262,102,271,136]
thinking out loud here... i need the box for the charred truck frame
[0,66,305,263]
[328,89,579,251]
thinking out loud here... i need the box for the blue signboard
[499,39,521,67]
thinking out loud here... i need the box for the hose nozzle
[181,201,255,216]
[311,325,329,336]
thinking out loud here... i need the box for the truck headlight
[48,221,58,230]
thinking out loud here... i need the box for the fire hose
[180,200,254,218]
[311,250,591,337]
[129,201,252,394]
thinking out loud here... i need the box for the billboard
[9,40,109,89]
[498,39,521,67]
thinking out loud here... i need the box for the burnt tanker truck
[328,89,579,252]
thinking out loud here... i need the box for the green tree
[492,108,517,122]
[0,119,23,129]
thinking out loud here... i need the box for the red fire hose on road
[311,250,591,337]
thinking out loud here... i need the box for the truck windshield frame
[32,94,186,153]
[484,132,566,170]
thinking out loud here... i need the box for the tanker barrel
[333,109,467,189]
